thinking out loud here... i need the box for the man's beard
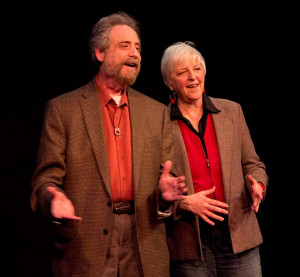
[102,58,141,86]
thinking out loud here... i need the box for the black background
[1,2,295,276]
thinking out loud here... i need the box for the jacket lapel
[211,99,234,203]
[79,80,111,197]
[127,87,146,192]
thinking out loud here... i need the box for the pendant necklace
[115,126,121,136]
[114,107,123,136]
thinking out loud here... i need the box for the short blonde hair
[161,41,206,85]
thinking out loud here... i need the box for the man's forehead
[110,25,140,43]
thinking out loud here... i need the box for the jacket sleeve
[238,103,269,194]
[156,105,181,219]
[30,99,67,219]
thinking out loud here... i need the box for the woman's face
[168,57,205,104]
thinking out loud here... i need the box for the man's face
[101,25,141,86]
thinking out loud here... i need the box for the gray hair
[89,11,140,65]
[161,41,206,85]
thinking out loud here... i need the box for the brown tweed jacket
[31,78,174,276]
[166,97,269,260]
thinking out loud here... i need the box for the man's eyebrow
[119,40,140,45]
[118,41,141,50]
[119,40,131,44]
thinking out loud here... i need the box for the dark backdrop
[1,3,295,276]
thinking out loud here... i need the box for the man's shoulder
[127,87,166,108]
[49,79,96,104]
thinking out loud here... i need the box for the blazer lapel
[127,88,146,192]
[79,81,111,197]
[211,101,234,203]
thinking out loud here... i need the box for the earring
[169,91,176,104]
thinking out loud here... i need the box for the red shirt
[178,114,226,202]
[96,75,133,202]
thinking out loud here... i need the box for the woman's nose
[188,71,196,79]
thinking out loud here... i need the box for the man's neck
[98,70,125,96]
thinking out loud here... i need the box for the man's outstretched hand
[47,186,82,221]
[159,160,187,202]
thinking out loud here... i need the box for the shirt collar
[95,74,129,108]
[170,93,220,120]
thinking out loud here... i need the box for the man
[31,12,185,277]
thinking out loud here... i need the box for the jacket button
[103,229,108,235]
[102,229,108,235]
[107,201,112,207]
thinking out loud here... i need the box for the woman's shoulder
[209,96,242,111]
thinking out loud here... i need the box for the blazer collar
[127,87,147,191]
[210,98,234,202]
[79,78,111,196]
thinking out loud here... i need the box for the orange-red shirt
[96,76,133,202]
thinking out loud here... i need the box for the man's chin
[127,77,138,86]
[122,73,139,86]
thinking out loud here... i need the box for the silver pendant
[114,127,121,136]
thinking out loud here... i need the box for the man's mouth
[123,60,139,69]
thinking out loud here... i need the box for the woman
[161,41,269,277]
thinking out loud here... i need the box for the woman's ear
[165,80,174,92]
[95,48,105,62]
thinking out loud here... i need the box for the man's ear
[95,48,105,62]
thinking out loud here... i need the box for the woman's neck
[178,99,203,131]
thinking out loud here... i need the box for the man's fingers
[68,215,82,221]
[47,186,58,195]
[162,160,172,176]
[47,186,67,200]
[176,175,186,183]
[174,194,186,201]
